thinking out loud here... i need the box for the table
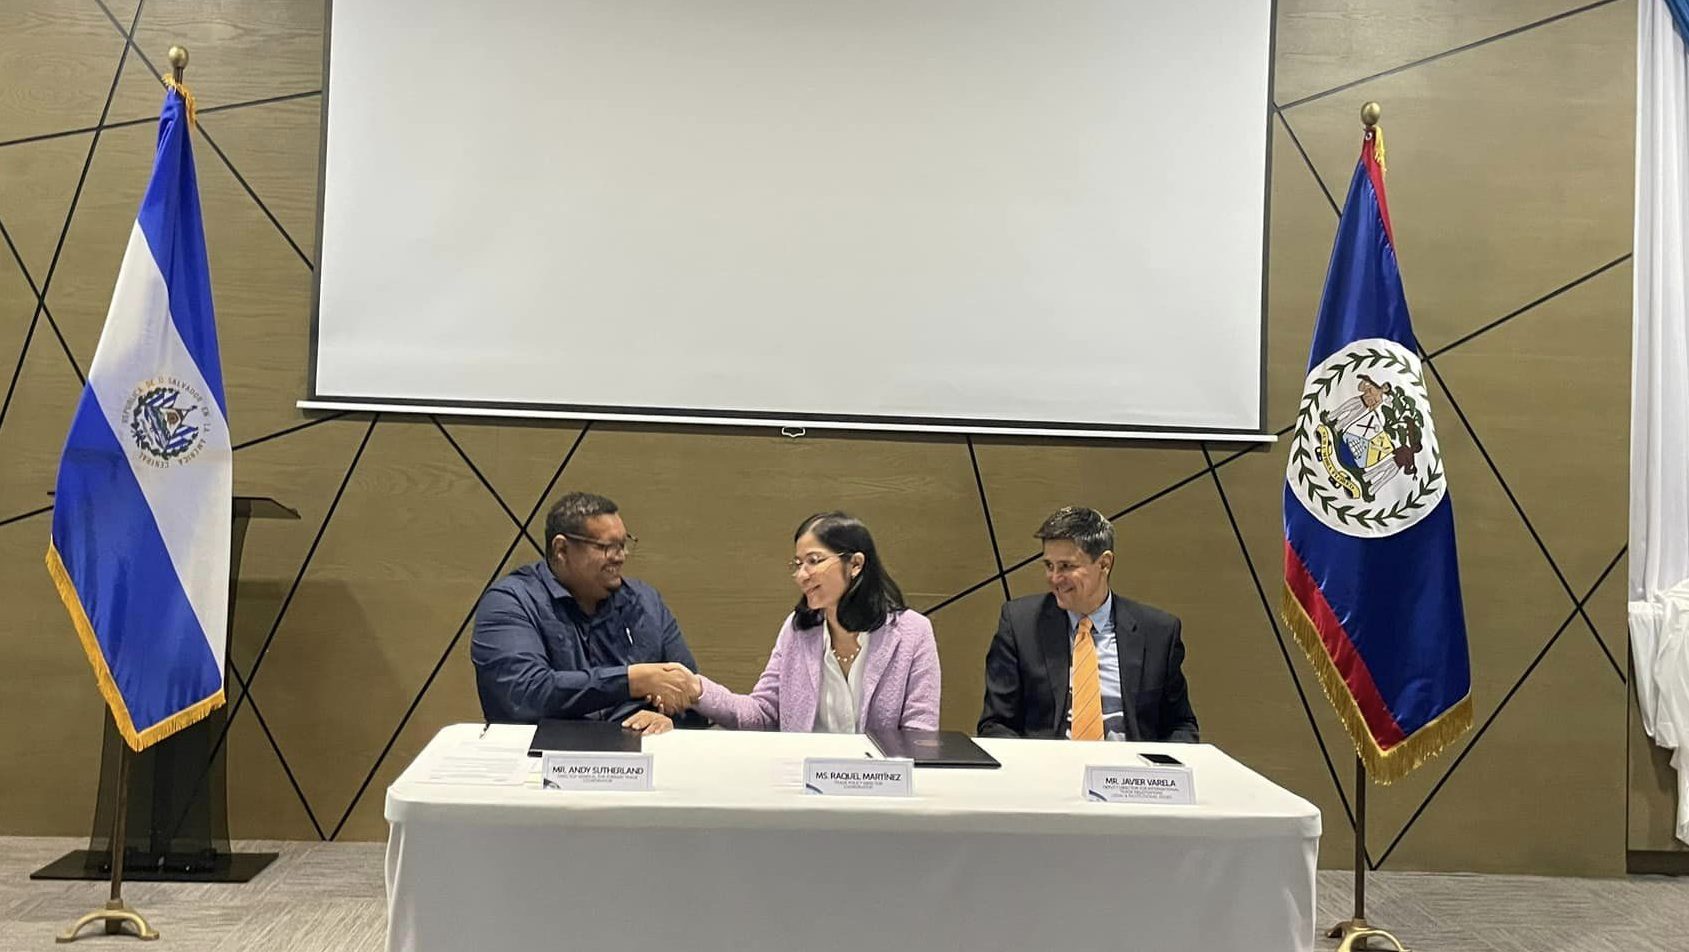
[386,724,1320,952]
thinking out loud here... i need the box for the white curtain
[1631,0,1689,847]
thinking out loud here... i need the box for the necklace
[828,622,861,667]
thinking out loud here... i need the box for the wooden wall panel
[1282,1,1634,356]
[0,0,1666,873]
[0,0,128,142]
[1273,0,1589,105]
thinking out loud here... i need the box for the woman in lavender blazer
[694,512,941,733]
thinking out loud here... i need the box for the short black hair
[1034,506,1114,561]
[791,511,906,633]
[544,492,619,549]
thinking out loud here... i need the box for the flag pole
[1320,103,1408,952]
[56,48,194,944]
[55,726,159,942]
[1326,753,1405,950]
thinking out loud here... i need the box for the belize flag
[1281,120,1472,783]
[45,85,230,751]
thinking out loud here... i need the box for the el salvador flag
[46,87,230,751]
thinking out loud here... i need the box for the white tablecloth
[386,724,1320,952]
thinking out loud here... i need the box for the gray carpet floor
[2,836,1685,951]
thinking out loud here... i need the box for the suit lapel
[1034,596,1071,734]
[856,619,897,731]
[789,630,825,731]
[1111,595,1146,738]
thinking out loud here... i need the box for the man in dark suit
[977,506,1198,742]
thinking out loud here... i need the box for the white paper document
[421,741,530,786]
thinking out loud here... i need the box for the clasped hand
[628,662,701,717]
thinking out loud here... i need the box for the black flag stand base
[57,744,159,944]
[1325,757,1408,952]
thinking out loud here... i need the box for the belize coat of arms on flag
[1287,338,1444,538]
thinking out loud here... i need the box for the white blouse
[814,628,873,733]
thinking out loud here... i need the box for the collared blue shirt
[470,561,698,723]
[1066,595,1126,740]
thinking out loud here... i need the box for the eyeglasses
[788,552,845,576]
[561,533,637,559]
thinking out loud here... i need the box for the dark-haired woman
[693,512,940,732]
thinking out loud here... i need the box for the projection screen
[306,0,1276,440]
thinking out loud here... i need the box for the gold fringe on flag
[1280,583,1470,784]
[1372,124,1387,175]
[162,76,198,128]
[46,542,224,752]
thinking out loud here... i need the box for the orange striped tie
[1070,616,1104,741]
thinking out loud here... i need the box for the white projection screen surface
[309,0,1275,439]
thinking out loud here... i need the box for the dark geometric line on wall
[0,90,322,151]
[1287,113,1623,385]
[11,0,148,394]
[433,416,544,557]
[171,414,379,839]
[1275,110,1341,216]
[0,415,350,530]
[193,124,315,269]
[91,1,315,271]
[1425,254,1631,359]
[197,89,323,115]
[0,215,86,435]
[965,436,1013,602]
[922,443,1260,616]
[1373,544,1627,869]
[917,568,1005,617]
[31,299,86,389]
[1,0,146,418]
[0,504,54,529]
[1624,650,1633,849]
[0,216,45,299]
[232,411,351,452]
[1201,443,1362,841]
[1276,0,1625,112]
[0,107,77,437]
[329,424,594,839]
[1422,357,1626,683]
[218,651,326,839]
[0,313,43,435]
[233,413,378,694]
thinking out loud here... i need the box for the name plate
[1083,764,1195,804]
[540,752,653,791]
[803,757,914,797]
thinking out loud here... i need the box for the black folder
[526,719,643,757]
[867,728,1001,768]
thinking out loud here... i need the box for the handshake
[628,662,702,716]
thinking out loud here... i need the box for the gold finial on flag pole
[163,46,197,127]
[167,46,188,83]
[1360,101,1386,173]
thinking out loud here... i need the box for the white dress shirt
[815,628,872,733]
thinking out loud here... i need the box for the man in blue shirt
[977,506,1198,742]
[471,492,702,733]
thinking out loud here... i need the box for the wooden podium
[32,496,300,883]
